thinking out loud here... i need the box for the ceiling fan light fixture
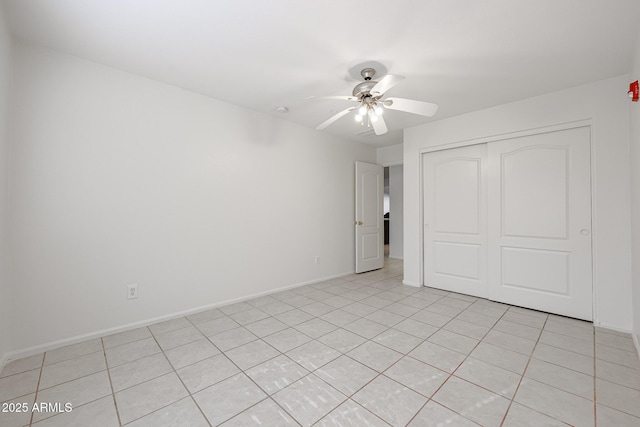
[311,66,438,136]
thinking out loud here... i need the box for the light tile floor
[2,258,640,426]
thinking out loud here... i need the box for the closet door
[487,126,593,320]
[423,144,488,298]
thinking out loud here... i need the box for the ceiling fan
[310,68,438,136]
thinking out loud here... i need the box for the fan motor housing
[352,81,377,98]
[353,68,380,98]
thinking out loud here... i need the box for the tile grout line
[428,301,511,427]
[497,312,548,426]
[30,352,115,425]
[27,351,46,427]
[172,315,215,427]
[101,336,124,427]
[23,340,123,426]
[497,314,586,426]
[184,311,310,426]
[29,370,119,424]
[306,293,415,424]
[323,287,482,425]
[200,332,311,425]
[112,326,214,426]
[402,298,508,426]
[182,269,406,425]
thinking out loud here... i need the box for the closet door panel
[487,126,593,320]
[423,144,488,298]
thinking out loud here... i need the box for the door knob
[355,220,363,225]
[580,229,590,236]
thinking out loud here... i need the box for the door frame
[418,119,596,319]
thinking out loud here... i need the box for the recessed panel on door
[434,242,480,280]
[423,145,488,297]
[502,146,568,239]
[362,234,380,260]
[435,159,480,235]
[362,171,380,227]
[501,247,569,295]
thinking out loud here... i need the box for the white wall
[405,76,633,331]
[0,4,12,367]
[7,43,376,356]
[630,31,640,350]
[377,143,403,166]
[388,165,403,259]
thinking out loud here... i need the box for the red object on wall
[629,81,639,102]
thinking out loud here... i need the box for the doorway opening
[384,165,403,260]
[384,167,390,257]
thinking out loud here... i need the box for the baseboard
[2,270,354,364]
[402,280,421,288]
[388,255,404,260]
[594,321,634,334]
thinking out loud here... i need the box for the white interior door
[355,161,384,273]
[487,126,593,320]
[423,144,488,297]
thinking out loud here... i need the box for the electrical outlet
[315,256,320,264]
[127,284,138,300]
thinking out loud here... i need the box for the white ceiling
[3,0,640,147]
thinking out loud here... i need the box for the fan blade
[316,107,356,130]
[307,95,358,102]
[368,110,388,135]
[384,97,438,117]
[371,74,405,96]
